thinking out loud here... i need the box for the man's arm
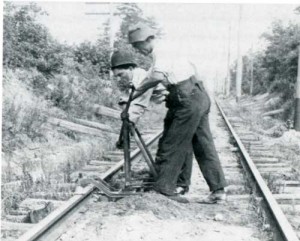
[132,71,165,100]
[127,87,154,123]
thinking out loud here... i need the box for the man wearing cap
[127,23,227,203]
[110,50,192,195]
[111,50,155,124]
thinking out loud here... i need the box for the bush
[2,69,49,152]
[44,63,121,118]
[230,20,300,121]
[3,2,67,77]
[282,99,295,120]
[269,78,295,101]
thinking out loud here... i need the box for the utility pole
[85,2,115,78]
[109,3,114,53]
[225,23,231,96]
[108,3,114,78]
[216,72,221,94]
[213,75,217,94]
[214,73,220,94]
[294,45,300,131]
[250,44,254,95]
[236,5,243,103]
[221,39,227,96]
[213,77,217,94]
[223,77,226,95]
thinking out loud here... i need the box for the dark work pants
[156,111,193,187]
[153,76,227,195]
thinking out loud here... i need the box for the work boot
[197,188,226,204]
[176,185,189,195]
[152,186,189,203]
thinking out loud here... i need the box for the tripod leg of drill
[130,125,158,178]
[123,120,131,185]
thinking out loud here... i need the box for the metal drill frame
[83,85,158,198]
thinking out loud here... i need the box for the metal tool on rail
[81,84,158,198]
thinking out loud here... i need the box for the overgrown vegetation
[2,69,49,153]
[2,1,162,213]
[230,19,300,120]
[2,2,160,150]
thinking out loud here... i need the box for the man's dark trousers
[153,76,227,195]
[156,114,193,188]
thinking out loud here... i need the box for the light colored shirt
[128,40,200,123]
[126,68,167,123]
[150,42,197,86]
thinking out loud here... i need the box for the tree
[230,20,300,98]
[3,2,65,76]
[260,20,300,98]
[73,40,110,77]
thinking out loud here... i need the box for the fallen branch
[93,104,121,120]
[48,117,117,136]
[70,117,118,133]
[253,93,269,101]
[264,96,281,108]
[262,109,284,117]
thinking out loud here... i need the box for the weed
[264,173,282,194]
[3,69,49,152]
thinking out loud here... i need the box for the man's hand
[116,139,124,149]
[128,81,135,89]
[132,72,163,101]
[120,110,129,121]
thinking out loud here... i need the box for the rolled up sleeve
[128,69,154,124]
[128,88,154,123]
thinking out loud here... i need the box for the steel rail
[215,98,299,241]
[16,130,163,241]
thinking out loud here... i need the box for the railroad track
[1,127,163,241]
[2,99,299,241]
[215,99,300,241]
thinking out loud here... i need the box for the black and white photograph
[1,1,300,241]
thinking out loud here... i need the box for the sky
[139,3,300,85]
[10,2,300,89]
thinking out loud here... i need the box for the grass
[1,68,120,214]
[1,66,168,218]
[264,174,282,194]
[223,94,300,182]
[274,143,300,181]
